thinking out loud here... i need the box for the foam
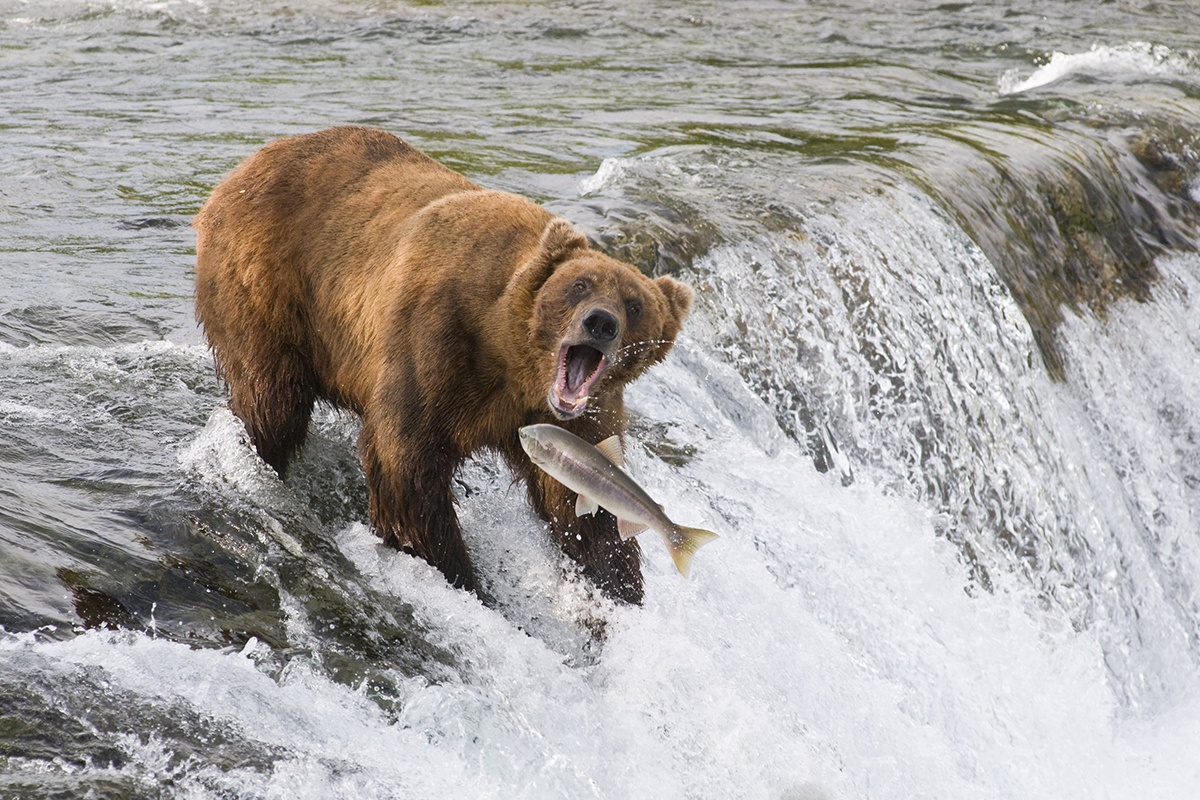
[999,42,1196,95]
[6,336,1200,797]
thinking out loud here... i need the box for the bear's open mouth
[549,344,607,418]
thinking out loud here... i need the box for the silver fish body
[518,423,717,577]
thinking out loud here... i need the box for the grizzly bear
[194,126,693,604]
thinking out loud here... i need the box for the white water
[6,165,1200,799]
[5,165,1200,797]
[998,42,1197,95]
[6,290,1200,795]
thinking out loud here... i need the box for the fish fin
[594,435,624,467]
[617,517,649,540]
[575,493,599,517]
[666,526,719,578]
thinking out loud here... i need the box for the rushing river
[4,0,1200,797]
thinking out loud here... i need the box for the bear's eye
[570,278,591,299]
[625,299,643,322]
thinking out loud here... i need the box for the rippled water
[3,0,1200,797]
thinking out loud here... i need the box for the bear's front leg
[542,470,644,605]
[359,420,480,595]
[510,443,644,605]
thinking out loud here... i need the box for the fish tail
[665,525,719,578]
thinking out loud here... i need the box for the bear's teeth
[552,345,606,416]
[564,344,604,392]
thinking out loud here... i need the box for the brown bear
[193,126,693,605]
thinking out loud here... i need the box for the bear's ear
[506,219,589,302]
[536,219,589,265]
[655,276,694,334]
[638,276,694,367]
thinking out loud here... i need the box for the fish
[518,423,718,578]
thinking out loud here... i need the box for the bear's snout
[544,301,626,419]
[583,308,620,343]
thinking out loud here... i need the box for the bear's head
[515,220,693,420]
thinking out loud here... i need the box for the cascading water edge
[566,42,1200,715]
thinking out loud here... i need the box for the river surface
[3,1,1200,797]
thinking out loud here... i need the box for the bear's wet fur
[194,126,693,604]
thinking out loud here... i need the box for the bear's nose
[583,309,619,342]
